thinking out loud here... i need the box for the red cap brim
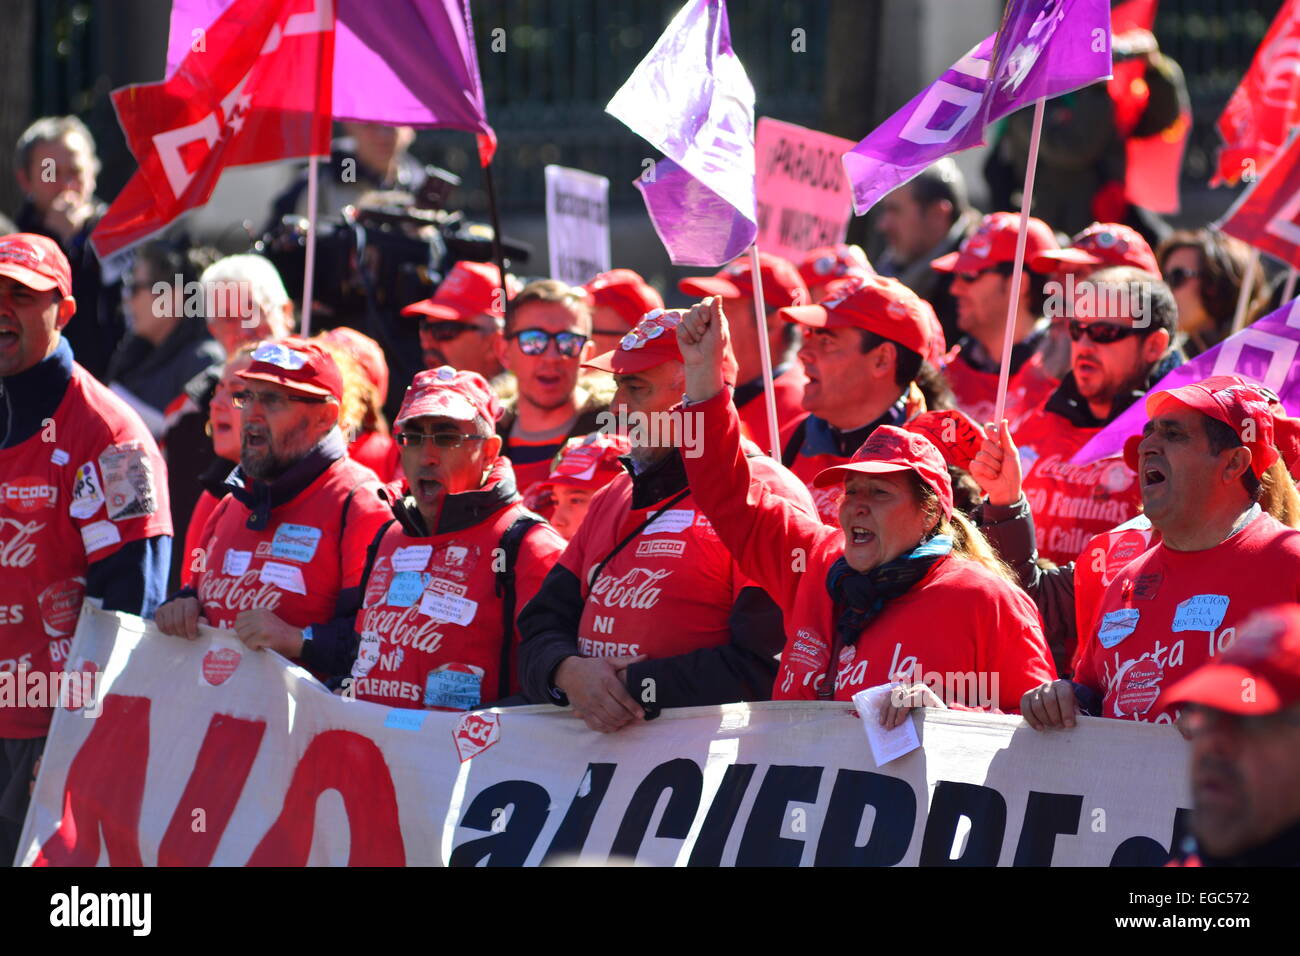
[679,276,744,299]
[0,263,59,293]
[235,369,335,399]
[812,459,913,488]
[1160,663,1286,715]
[778,304,831,328]
[400,301,477,321]
[929,251,962,273]
[582,347,678,375]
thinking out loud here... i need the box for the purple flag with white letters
[1072,299,1300,464]
[843,0,1112,215]
[606,0,757,266]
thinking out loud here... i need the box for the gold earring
[204,421,213,438]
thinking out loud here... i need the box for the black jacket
[106,322,223,436]
[516,448,788,717]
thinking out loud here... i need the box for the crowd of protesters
[3,100,1300,869]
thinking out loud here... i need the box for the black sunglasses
[508,328,588,358]
[1067,319,1141,344]
[419,319,483,343]
[1166,267,1201,290]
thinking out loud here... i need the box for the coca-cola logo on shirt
[198,569,284,615]
[0,518,43,568]
[1031,453,1127,488]
[38,577,85,637]
[2,477,58,514]
[588,567,672,610]
[358,602,447,655]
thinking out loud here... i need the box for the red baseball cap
[583,308,739,385]
[400,261,513,323]
[813,424,954,520]
[0,233,72,298]
[904,409,984,471]
[779,274,939,361]
[237,338,344,402]
[541,431,630,490]
[678,252,809,309]
[395,365,503,427]
[798,244,875,290]
[321,326,389,400]
[1031,222,1160,275]
[930,212,1058,275]
[585,269,664,329]
[1160,604,1300,715]
[1146,375,1280,478]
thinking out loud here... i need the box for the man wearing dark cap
[778,274,943,524]
[1164,603,1300,867]
[400,260,513,380]
[154,338,391,676]
[1022,376,1300,729]
[517,308,815,732]
[930,212,1062,425]
[679,252,810,453]
[0,233,172,864]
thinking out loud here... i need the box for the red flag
[92,0,333,263]
[1213,0,1300,186]
[1220,130,1300,269]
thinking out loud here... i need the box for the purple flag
[1072,299,1300,464]
[606,0,757,266]
[166,0,496,162]
[843,0,1112,215]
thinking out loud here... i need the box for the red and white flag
[91,0,334,264]
[1213,0,1300,186]
[1220,128,1300,269]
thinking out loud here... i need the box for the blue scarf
[825,535,953,648]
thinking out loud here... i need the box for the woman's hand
[881,681,947,729]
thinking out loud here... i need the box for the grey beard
[628,442,673,472]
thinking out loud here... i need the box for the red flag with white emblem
[1219,128,1300,269]
[91,0,333,264]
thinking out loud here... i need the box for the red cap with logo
[779,274,939,362]
[0,233,72,297]
[237,338,344,402]
[1030,222,1160,275]
[1160,603,1300,715]
[930,212,1058,275]
[395,365,503,426]
[904,409,984,471]
[542,431,631,490]
[583,308,740,385]
[400,261,513,322]
[679,252,809,309]
[321,326,389,400]
[1146,375,1280,479]
[813,424,954,520]
[798,244,875,290]
[585,269,664,329]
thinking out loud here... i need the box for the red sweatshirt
[682,390,1055,707]
[943,347,1057,431]
[1073,510,1300,725]
[736,363,808,455]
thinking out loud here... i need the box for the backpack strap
[494,511,547,700]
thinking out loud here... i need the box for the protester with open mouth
[674,296,1054,720]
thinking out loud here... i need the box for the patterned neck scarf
[825,535,953,648]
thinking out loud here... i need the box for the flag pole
[993,97,1046,428]
[483,158,511,331]
[300,155,319,337]
[1284,267,1299,304]
[1230,248,1261,334]
[748,244,782,460]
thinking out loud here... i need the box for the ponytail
[1260,457,1300,529]
[911,475,1017,583]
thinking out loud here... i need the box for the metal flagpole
[299,156,320,337]
[748,244,781,461]
[1230,248,1261,334]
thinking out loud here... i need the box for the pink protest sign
[754,117,856,263]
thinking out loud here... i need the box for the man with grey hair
[873,158,978,347]
[199,253,295,355]
[12,115,119,380]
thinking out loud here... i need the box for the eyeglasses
[955,265,1003,283]
[395,430,489,449]
[508,328,588,358]
[1176,703,1300,739]
[1067,319,1141,344]
[419,320,483,342]
[1166,267,1201,290]
[231,389,329,412]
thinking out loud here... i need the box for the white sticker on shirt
[1173,594,1230,632]
[352,631,381,679]
[391,544,433,573]
[222,549,252,577]
[80,519,121,555]
[69,462,106,520]
[418,587,478,625]
[259,561,307,595]
[270,523,322,562]
[98,442,158,522]
[1098,608,1140,648]
[50,449,69,466]
[643,509,696,535]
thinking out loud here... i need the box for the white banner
[545,165,611,287]
[19,607,1191,867]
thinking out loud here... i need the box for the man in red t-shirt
[154,339,391,672]
[929,212,1061,425]
[778,274,943,524]
[1023,377,1300,730]
[0,233,172,862]
[1010,267,1181,567]
[517,309,816,732]
[679,252,809,454]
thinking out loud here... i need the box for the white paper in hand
[852,683,921,766]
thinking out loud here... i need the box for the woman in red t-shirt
[675,296,1055,721]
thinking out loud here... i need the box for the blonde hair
[313,337,377,441]
[913,476,1017,583]
[1260,457,1300,529]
